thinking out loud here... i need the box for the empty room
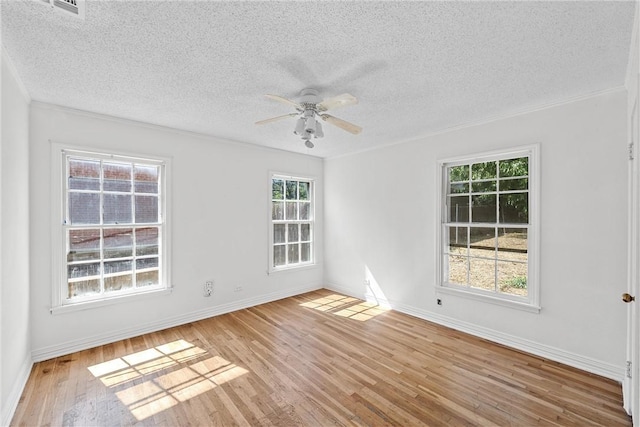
[2,0,640,425]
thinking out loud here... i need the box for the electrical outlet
[234,286,243,292]
[204,281,213,297]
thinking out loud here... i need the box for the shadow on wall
[364,266,391,309]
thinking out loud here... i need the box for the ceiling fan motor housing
[299,88,322,106]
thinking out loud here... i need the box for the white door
[625,90,639,422]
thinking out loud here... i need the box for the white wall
[29,103,324,360]
[1,51,31,425]
[325,89,629,379]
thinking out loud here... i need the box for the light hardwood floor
[12,289,632,426]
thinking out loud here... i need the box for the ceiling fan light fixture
[315,121,324,138]
[305,116,316,134]
[294,117,305,135]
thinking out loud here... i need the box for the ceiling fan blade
[265,94,302,110]
[255,113,298,125]
[317,93,358,112]
[320,114,362,135]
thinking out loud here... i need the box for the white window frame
[269,172,315,273]
[50,143,172,314]
[436,145,540,312]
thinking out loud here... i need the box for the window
[437,146,539,311]
[54,148,170,310]
[270,174,314,271]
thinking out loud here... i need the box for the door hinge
[627,360,632,378]
[629,142,635,161]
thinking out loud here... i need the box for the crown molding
[29,100,323,161]
[327,86,627,161]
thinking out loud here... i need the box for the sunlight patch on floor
[334,301,389,321]
[88,340,207,387]
[88,339,248,421]
[300,294,389,321]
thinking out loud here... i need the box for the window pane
[103,162,131,192]
[104,260,132,275]
[447,226,467,255]
[499,157,528,178]
[286,202,298,220]
[299,182,310,200]
[301,243,311,262]
[271,176,313,270]
[136,258,159,287]
[274,224,286,244]
[137,270,159,287]
[301,223,311,241]
[103,228,133,259]
[64,152,166,302]
[136,257,158,270]
[442,152,533,303]
[68,262,100,279]
[471,194,496,223]
[299,202,311,220]
[134,165,159,194]
[497,228,528,262]
[105,274,133,293]
[499,193,528,224]
[69,159,100,190]
[286,180,298,200]
[272,179,284,200]
[69,192,100,224]
[469,258,495,292]
[104,194,132,224]
[274,245,286,266]
[68,229,100,262]
[469,227,496,259]
[136,227,159,256]
[472,161,496,180]
[288,224,299,242]
[499,178,528,191]
[447,255,467,285]
[498,261,528,296]
[471,181,496,193]
[449,182,469,194]
[449,165,469,183]
[272,202,284,220]
[135,195,159,223]
[288,243,299,263]
[448,195,469,222]
[68,279,100,299]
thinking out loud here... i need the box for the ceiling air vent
[45,0,85,19]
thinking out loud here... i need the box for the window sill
[268,262,318,275]
[436,285,540,313]
[50,287,173,315]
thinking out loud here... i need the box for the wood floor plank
[11,289,632,426]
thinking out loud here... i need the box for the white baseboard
[1,356,33,427]
[31,284,321,362]
[325,282,624,382]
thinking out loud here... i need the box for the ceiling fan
[256,88,362,148]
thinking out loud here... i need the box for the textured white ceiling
[1,1,635,158]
